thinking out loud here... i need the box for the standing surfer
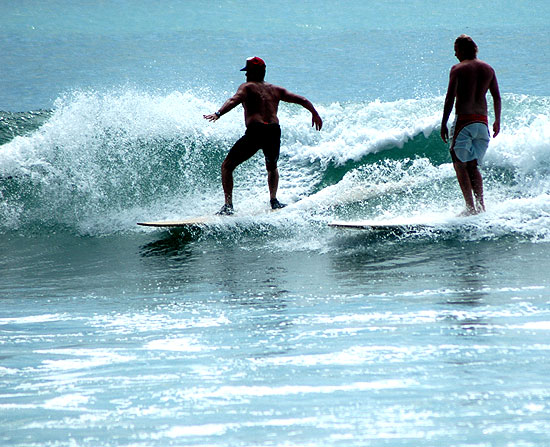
[204,57,323,215]
[441,35,501,215]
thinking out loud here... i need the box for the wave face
[1,90,550,240]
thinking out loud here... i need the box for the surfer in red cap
[204,56,323,215]
[441,35,501,215]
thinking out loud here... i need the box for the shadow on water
[326,229,515,298]
[137,225,293,305]
[443,253,489,305]
[139,228,200,257]
[328,230,436,270]
[327,231,511,342]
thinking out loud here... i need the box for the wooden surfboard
[138,204,289,229]
[137,216,225,228]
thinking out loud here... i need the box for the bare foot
[457,208,477,217]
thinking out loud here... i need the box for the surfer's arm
[203,85,246,122]
[489,73,501,137]
[279,88,323,131]
[441,67,458,143]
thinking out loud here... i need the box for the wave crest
[1,89,549,237]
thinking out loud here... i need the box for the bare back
[441,38,501,146]
[238,82,284,126]
[206,78,322,131]
[452,59,496,115]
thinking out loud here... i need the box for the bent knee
[222,158,237,172]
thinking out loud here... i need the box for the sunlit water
[2,230,550,446]
[2,1,550,446]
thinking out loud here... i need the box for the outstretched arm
[280,88,323,130]
[441,67,457,143]
[204,85,246,122]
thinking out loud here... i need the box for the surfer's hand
[203,113,219,122]
[440,125,449,143]
[312,113,323,131]
[493,120,500,137]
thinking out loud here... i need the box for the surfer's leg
[262,124,283,205]
[453,160,476,214]
[265,162,279,201]
[220,158,236,206]
[265,164,286,209]
[222,131,260,206]
[467,132,489,213]
[450,124,488,215]
[467,160,485,212]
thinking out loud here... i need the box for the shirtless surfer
[204,57,323,215]
[441,35,501,215]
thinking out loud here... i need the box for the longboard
[138,203,290,229]
[328,220,432,231]
[137,216,225,229]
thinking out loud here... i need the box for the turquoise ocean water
[2,1,550,446]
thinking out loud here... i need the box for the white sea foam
[282,97,441,165]
[145,337,208,352]
[43,393,91,411]
[1,90,549,240]
[0,313,67,325]
[36,348,134,372]
[170,379,416,401]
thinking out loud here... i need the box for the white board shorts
[451,121,490,164]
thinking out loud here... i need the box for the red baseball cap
[240,56,266,71]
